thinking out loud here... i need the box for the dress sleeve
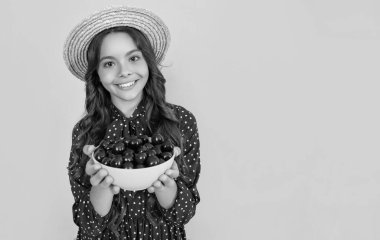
[159,110,201,226]
[68,122,115,237]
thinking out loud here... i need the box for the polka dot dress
[68,102,201,240]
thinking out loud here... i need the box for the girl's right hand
[83,145,120,195]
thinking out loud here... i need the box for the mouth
[116,80,138,89]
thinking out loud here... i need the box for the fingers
[159,174,176,187]
[147,181,163,193]
[173,147,181,157]
[171,161,179,171]
[85,161,101,176]
[90,168,108,186]
[90,169,119,194]
[147,182,162,194]
[147,186,155,193]
[165,161,179,179]
[147,173,177,193]
[83,145,96,157]
[84,153,120,194]
[165,169,179,179]
[147,152,180,194]
[100,175,114,188]
[111,185,120,195]
[84,144,101,176]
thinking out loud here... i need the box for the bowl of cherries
[91,133,175,191]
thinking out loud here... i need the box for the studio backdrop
[2,0,380,239]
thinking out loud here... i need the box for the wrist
[90,185,114,216]
[155,183,178,209]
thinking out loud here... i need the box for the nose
[118,61,132,78]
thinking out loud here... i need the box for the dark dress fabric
[68,102,200,240]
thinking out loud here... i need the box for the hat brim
[63,7,170,81]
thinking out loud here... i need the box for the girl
[64,7,201,240]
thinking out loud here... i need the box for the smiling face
[97,32,149,110]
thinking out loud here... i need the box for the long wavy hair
[68,26,185,238]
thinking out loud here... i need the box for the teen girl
[64,7,200,240]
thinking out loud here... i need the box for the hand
[83,145,120,195]
[147,146,181,194]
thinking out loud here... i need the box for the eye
[103,61,115,68]
[129,55,140,62]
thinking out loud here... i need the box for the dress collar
[110,99,146,122]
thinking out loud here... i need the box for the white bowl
[91,152,174,191]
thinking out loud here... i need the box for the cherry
[123,135,136,145]
[113,155,124,168]
[107,152,116,159]
[122,152,134,162]
[98,133,171,169]
[146,155,160,167]
[140,135,150,144]
[124,148,135,156]
[129,138,143,149]
[151,133,164,145]
[154,145,162,156]
[123,161,134,169]
[123,138,130,146]
[134,152,147,164]
[136,144,148,153]
[161,140,174,152]
[101,139,113,150]
[113,140,125,153]
[146,149,157,157]
[94,147,106,161]
[158,158,165,164]
[101,157,112,165]
[135,164,145,169]
[161,152,173,161]
[143,143,154,150]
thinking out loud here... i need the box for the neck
[112,94,143,118]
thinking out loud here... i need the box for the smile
[117,80,138,89]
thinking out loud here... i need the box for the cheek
[98,79,110,91]
[98,70,115,83]
[143,69,149,80]
[97,69,104,81]
[139,64,149,79]
[134,59,149,76]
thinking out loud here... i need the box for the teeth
[118,81,136,88]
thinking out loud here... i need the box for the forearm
[158,180,199,226]
[90,185,114,216]
[71,182,113,236]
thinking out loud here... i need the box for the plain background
[2,0,380,239]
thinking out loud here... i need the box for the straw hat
[63,6,170,81]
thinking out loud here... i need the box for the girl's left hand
[147,147,181,194]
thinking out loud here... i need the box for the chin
[119,92,142,102]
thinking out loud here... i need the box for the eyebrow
[99,49,141,62]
